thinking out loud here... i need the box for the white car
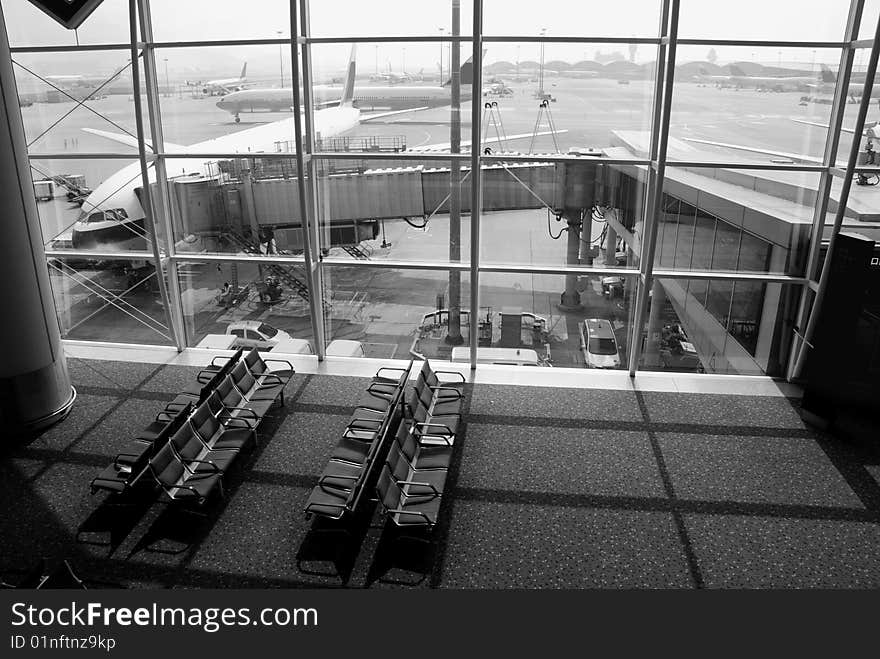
[581,318,621,369]
[225,321,291,350]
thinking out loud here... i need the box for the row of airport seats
[304,361,414,521]
[304,360,465,533]
[89,348,293,507]
[375,361,465,529]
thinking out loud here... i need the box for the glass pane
[1,0,131,48]
[479,273,636,369]
[834,61,876,167]
[159,153,306,257]
[481,42,655,153]
[483,0,661,37]
[481,159,643,269]
[678,0,849,41]
[309,0,474,38]
[323,265,470,361]
[30,157,153,253]
[640,278,799,376]
[47,256,173,345]
[177,260,316,351]
[669,46,838,165]
[314,157,469,264]
[13,51,137,155]
[309,42,474,153]
[860,0,880,40]
[156,45,294,144]
[150,0,290,42]
[657,168,818,277]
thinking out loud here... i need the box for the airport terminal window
[674,201,696,270]
[8,0,872,377]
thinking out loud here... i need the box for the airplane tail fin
[240,62,247,80]
[819,64,836,83]
[728,64,747,77]
[443,49,484,86]
[341,45,357,106]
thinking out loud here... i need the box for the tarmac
[20,74,879,370]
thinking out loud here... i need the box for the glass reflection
[48,256,172,345]
[641,278,797,376]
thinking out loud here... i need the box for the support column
[560,212,582,309]
[559,161,595,310]
[0,7,75,436]
[642,277,667,367]
[605,225,618,266]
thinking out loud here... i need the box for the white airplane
[186,62,248,97]
[806,65,880,102]
[216,56,475,122]
[693,64,818,91]
[70,47,562,250]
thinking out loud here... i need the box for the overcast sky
[2,0,873,78]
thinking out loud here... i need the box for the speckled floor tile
[74,398,167,456]
[469,385,640,421]
[188,483,342,585]
[295,375,372,406]
[658,433,862,508]
[459,424,665,498]
[32,394,120,450]
[254,412,351,476]
[440,501,692,588]
[67,358,161,390]
[685,513,880,588]
[641,391,805,429]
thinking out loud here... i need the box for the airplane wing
[682,137,823,164]
[409,129,568,153]
[82,127,187,154]
[792,118,856,135]
[360,107,431,122]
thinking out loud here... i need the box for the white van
[450,346,540,366]
[269,337,315,355]
[325,339,366,358]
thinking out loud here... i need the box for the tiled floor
[2,354,880,589]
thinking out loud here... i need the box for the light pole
[277,31,284,87]
[539,27,546,95]
[439,27,444,81]
[163,58,169,98]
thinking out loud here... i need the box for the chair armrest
[434,369,466,382]
[386,508,432,525]
[262,357,294,372]
[181,458,223,474]
[341,428,375,441]
[430,385,462,399]
[163,482,207,503]
[366,383,395,398]
[255,373,285,387]
[398,480,441,498]
[347,417,382,430]
[164,398,194,413]
[211,355,230,367]
[221,406,260,422]
[376,366,408,378]
[414,424,454,443]
[353,404,388,415]
[317,474,358,496]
